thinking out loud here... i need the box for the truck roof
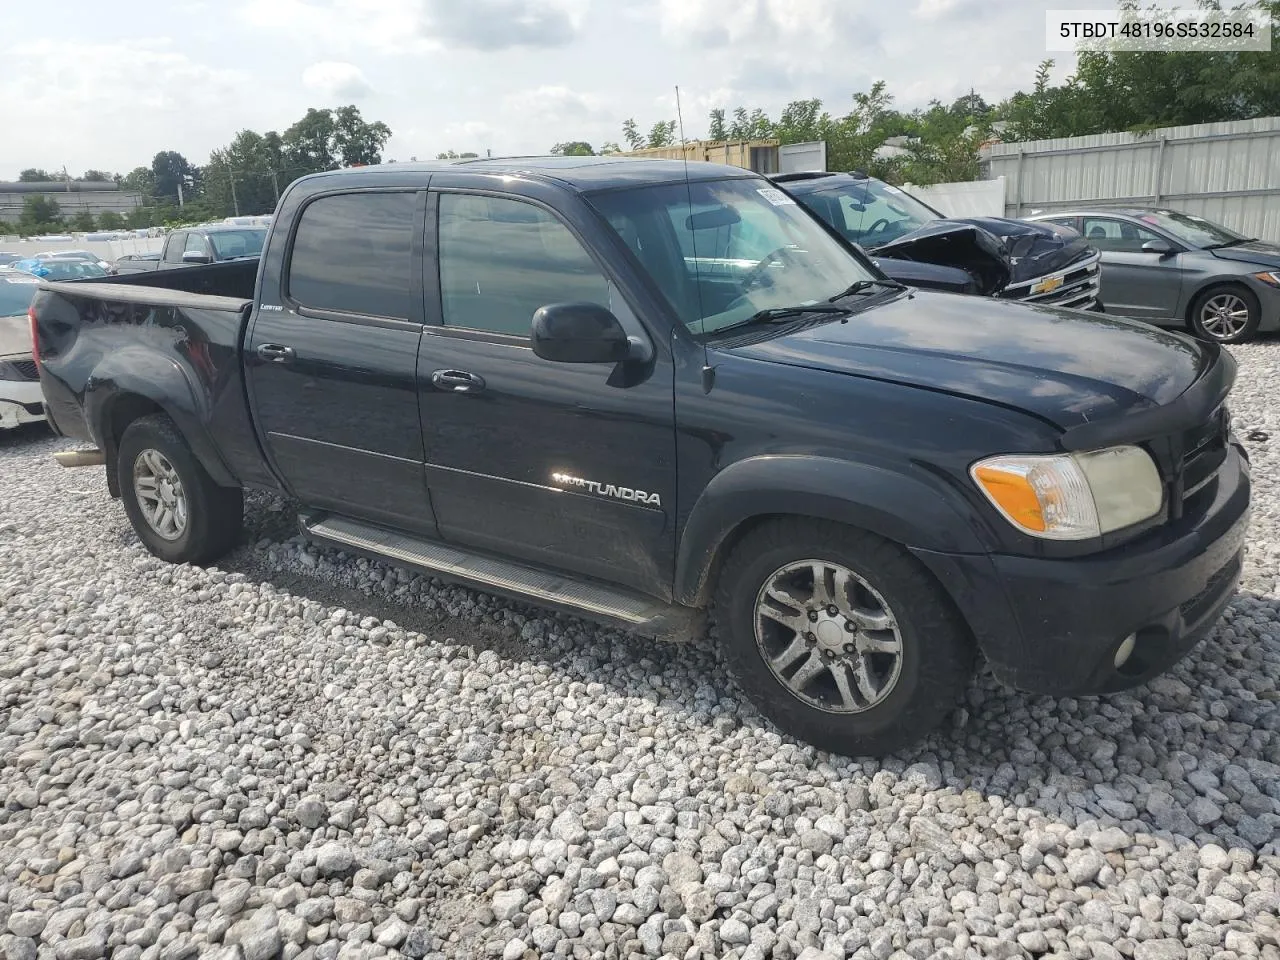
[297,156,758,192]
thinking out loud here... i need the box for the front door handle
[431,369,485,393]
[256,343,296,363]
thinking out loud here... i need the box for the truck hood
[871,222,1011,295]
[725,290,1210,429]
[1209,239,1280,269]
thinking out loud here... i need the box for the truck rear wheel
[712,518,973,756]
[117,414,243,564]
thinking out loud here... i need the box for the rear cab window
[286,192,419,320]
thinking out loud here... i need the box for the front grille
[10,359,38,381]
[0,358,38,382]
[1180,407,1229,503]
[999,252,1101,310]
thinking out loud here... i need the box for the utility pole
[177,180,184,209]
[269,169,280,203]
[230,172,240,217]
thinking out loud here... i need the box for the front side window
[590,177,876,334]
[184,233,211,257]
[437,193,610,336]
[1082,218,1162,253]
[288,192,417,319]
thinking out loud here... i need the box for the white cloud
[302,61,374,99]
[656,0,868,50]
[503,86,608,123]
[0,38,257,175]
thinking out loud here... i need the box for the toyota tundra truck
[29,157,1250,755]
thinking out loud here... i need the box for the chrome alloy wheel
[753,560,904,714]
[1200,292,1251,339]
[133,448,188,541]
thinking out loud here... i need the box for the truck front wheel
[117,414,243,564]
[713,518,973,756]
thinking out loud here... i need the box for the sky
[0,0,1123,180]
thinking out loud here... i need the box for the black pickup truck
[31,157,1250,755]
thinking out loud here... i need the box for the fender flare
[83,346,237,493]
[673,455,988,606]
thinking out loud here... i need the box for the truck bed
[32,255,277,493]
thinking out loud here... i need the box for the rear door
[416,189,677,598]
[161,233,187,266]
[1081,215,1184,320]
[245,188,437,535]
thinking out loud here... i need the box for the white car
[0,270,45,429]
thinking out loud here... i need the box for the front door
[246,188,437,535]
[1082,216,1185,320]
[417,190,677,599]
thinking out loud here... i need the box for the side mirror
[531,302,632,364]
[1141,238,1173,255]
[182,251,212,264]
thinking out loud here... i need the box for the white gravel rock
[3,340,1280,959]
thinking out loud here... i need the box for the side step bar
[300,514,704,642]
[54,449,106,468]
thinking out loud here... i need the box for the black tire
[117,413,243,564]
[1189,284,1260,344]
[712,518,973,756]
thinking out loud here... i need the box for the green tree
[621,119,645,150]
[708,108,727,141]
[79,169,114,182]
[434,150,479,159]
[17,195,63,234]
[150,151,198,204]
[551,141,595,156]
[97,211,126,230]
[0,220,14,236]
[599,141,622,154]
[119,166,155,195]
[333,105,392,167]
[647,120,677,147]
[68,211,97,232]
[18,168,56,182]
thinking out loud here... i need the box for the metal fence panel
[985,117,1280,240]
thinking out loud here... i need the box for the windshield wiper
[829,278,909,301]
[1205,237,1255,250]
[710,303,853,334]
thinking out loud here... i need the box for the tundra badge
[552,472,661,507]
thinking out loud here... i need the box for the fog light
[1114,633,1137,669]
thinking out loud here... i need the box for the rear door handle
[256,343,295,363]
[431,369,485,393]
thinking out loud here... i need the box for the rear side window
[288,192,417,319]
[437,193,610,336]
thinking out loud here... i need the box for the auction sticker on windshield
[757,187,796,206]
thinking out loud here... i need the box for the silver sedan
[1025,207,1280,343]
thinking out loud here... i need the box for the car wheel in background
[1190,284,1261,344]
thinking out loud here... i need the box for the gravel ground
[2,343,1279,960]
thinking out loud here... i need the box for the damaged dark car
[772,171,1104,310]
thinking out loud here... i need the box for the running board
[300,514,703,642]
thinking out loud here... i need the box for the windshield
[1132,210,1246,249]
[0,279,39,316]
[793,178,941,248]
[589,178,876,334]
[37,261,108,280]
[209,229,267,259]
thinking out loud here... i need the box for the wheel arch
[1184,278,1260,326]
[85,361,237,498]
[673,455,989,607]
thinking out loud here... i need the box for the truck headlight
[971,445,1163,540]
